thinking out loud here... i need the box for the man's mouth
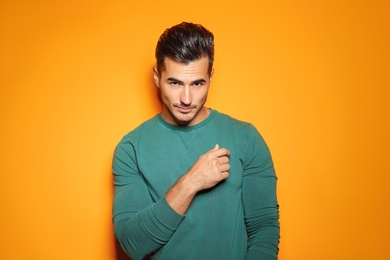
[177,106,193,113]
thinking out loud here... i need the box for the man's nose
[180,86,192,105]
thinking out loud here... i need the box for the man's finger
[214,147,231,157]
[218,156,229,164]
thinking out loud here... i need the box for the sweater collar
[156,108,216,132]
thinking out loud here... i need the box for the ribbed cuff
[152,197,185,229]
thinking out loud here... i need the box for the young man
[112,22,280,259]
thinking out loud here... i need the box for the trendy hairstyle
[155,22,214,74]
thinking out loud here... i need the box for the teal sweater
[112,109,280,259]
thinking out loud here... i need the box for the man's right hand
[186,144,231,192]
[165,144,231,215]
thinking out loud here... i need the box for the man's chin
[173,115,194,126]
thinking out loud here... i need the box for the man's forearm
[165,172,198,215]
[114,197,184,259]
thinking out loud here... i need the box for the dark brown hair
[155,22,214,74]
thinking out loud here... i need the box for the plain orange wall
[1,1,389,259]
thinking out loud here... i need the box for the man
[112,22,280,260]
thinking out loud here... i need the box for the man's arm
[242,125,280,260]
[113,138,230,259]
[113,137,184,259]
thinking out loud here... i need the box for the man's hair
[155,22,214,74]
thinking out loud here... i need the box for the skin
[153,56,231,215]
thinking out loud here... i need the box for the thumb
[214,144,219,150]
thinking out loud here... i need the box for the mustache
[173,104,198,109]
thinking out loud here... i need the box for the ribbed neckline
[156,108,216,132]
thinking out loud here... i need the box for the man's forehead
[160,57,210,76]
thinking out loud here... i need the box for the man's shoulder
[120,116,159,143]
[213,110,262,140]
[213,110,252,128]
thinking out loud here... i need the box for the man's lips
[177,106,193,113]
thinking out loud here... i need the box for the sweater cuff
[152,197,184,229]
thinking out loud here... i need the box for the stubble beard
[164,99,207,126]
[167,104,199,126]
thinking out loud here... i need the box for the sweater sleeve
[242,125,280,259]
[112,135,184,260]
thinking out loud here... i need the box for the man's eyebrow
[192,79,207,84]
[167,77,207,84]
[167,77,183,83]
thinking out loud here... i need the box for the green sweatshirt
[112,109,280,259]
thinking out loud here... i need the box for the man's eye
[170,81,180,86]
[193,82,203,87]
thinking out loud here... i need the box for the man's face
[153,56,213,126]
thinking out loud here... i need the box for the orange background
[1,1,389,259]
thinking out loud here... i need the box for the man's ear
[210,68,215,82]
[153,66,160,87]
